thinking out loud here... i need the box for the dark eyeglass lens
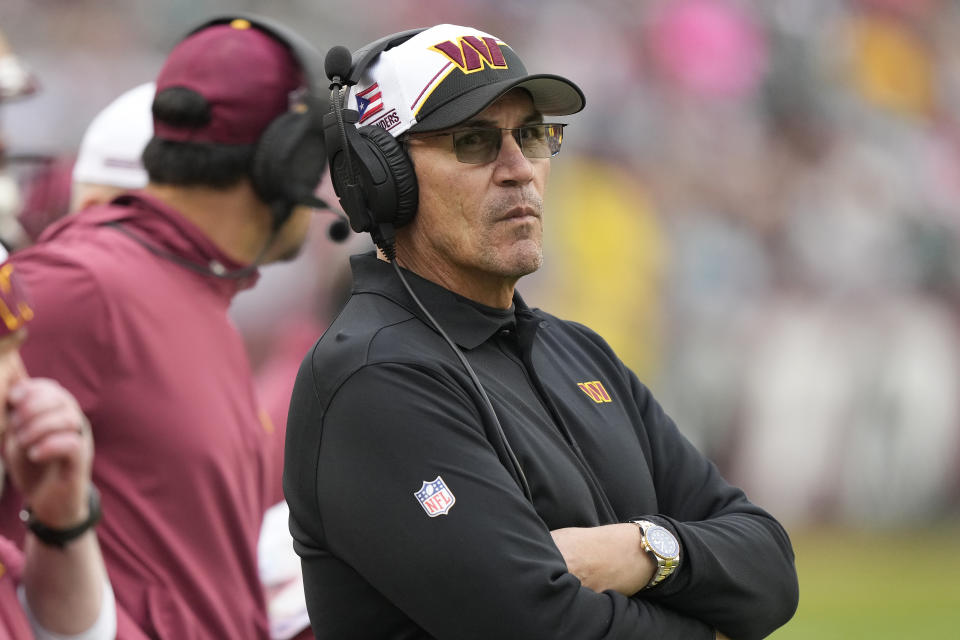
[452,130,500,164]
[450,124,564,164]
[521,125,551,158]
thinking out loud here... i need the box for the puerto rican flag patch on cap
[414,476,456,517]
[356,82,384,123]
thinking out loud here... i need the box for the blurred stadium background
[3,0,959,636]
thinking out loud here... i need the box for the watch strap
[20,485,102,548]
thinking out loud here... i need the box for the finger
[9,409,85,452]
[8,398,65,434]
[1,426,21,466]
[2,423,33,475]
[9,399,77,432]
[22,430,84,466]
[1,349,29,397]
[8,383,86,437]
[8,379,81,428]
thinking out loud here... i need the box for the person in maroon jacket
[0,249,151,639]
[0,16,328,639]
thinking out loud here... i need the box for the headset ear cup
[251,114,294,203]
[358,125,418,228]
[252,111,327,227]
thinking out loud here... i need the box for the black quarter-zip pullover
[284,252,798,640]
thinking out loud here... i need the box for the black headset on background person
[323,32,534,503]
[186,14,348,240]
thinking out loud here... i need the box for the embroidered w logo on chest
[577,381,612,403]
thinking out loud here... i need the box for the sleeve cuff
[18,573,117,640]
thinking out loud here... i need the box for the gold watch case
[633,519,680,589]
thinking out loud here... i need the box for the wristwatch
[632,519,680,589]
[20,485,103,548]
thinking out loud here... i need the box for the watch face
[646,526,679,559]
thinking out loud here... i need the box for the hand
[716,633,730,639]
[2,378,93,528]
[550,523,654,596]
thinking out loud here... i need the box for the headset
[185,15,345,238]
[323,33,533,502]
[322,31,425,256]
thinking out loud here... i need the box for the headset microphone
[323,46,373,242]
[326,212,351,242]
[324,45,353,87]
[295,192,351,243]
[327,216,351,242]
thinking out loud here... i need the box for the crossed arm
[544,369,798,639]
[552,523,729,639]
[294,364,732,638]
[291,359,796,638]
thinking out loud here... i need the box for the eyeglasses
[408,123,566,164]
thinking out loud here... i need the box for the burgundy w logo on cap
[431,36,508,73]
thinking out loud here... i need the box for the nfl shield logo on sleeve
[414,476,456,517]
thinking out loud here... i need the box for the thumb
[6,354,30,405]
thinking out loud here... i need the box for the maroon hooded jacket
[1,193,276,639]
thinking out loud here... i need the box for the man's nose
[493,129,535,185]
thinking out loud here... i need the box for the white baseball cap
[347,24,585,137]
[72,82,154,189]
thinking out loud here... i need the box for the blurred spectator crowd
[3,0,960,527]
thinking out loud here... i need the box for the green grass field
[769,524,960,639]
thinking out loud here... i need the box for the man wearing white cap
[10,83,153,247]
[70,82,154,214]
[285,24,798,640]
